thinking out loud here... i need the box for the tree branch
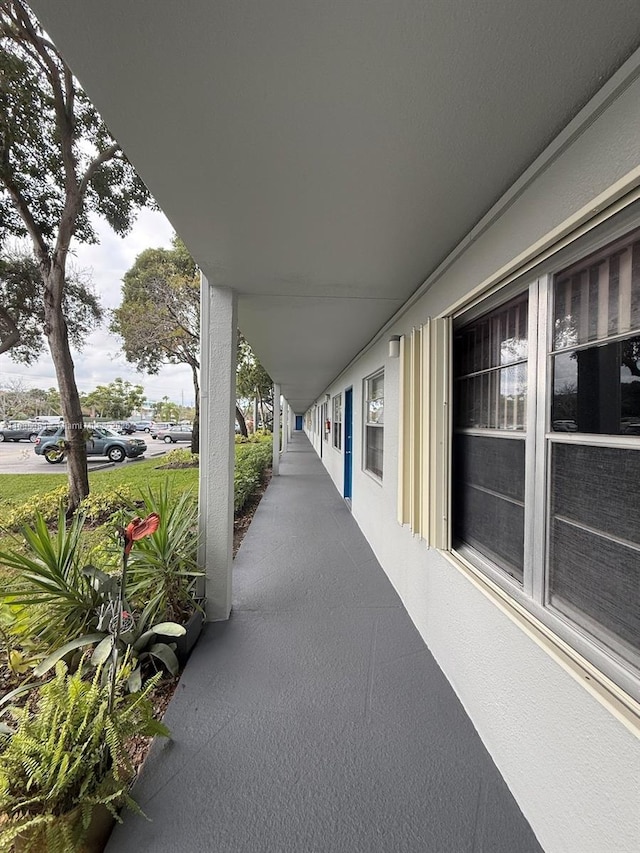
[0,304,20,355]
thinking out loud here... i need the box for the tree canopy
[237,332,273,431]
[0,249,102,362]
[111,235,200,451]
[81,378,144,420]
[0,0,153,511]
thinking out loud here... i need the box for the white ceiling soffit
[28,1,640,412]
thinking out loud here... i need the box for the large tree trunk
[43,263,89,514]
[191,362,200,455]
[235,404,248,438]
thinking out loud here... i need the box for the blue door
[295,415,303,430]
[343,388,353,500]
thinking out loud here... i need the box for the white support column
[282,398,289,453]
[198,275,237,621]
[272,383,281,475]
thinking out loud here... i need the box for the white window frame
[449,207,640,704]
[363,369,384,481]
[332,393,342,450]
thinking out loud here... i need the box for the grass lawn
[0,458,199,569]
[0,457,198,509]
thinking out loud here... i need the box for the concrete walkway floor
[108,432,542,853]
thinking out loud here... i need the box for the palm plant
[125,484,202,624]
[0,507,104,651]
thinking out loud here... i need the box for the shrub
[0,484,139,534]
[158,447,199,468]
[78,485,139,525]
[1,485,68,533]
[234,437,272,513]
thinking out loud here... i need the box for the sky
[0,208,198,409]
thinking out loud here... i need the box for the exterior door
[343,387,353,500]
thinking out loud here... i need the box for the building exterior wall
[305,59,640,853]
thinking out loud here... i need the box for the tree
[0,1,152,511]
[236,333,273,434]
[0,248,102,363]
[82,378,145,420]
[153,398,180,423]
[111,236,201,453]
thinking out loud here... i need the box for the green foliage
[236,332,274,429]
[0,1,151,247]
[0,252,103,365]
[0,483,139,535]
[125,483,202,624]
[0,658,169,852]
[34,600,186,688]
[0,508,103,651]
[111,236,199,376]
[161,447,199,467]
[79,485,139,526]
[234,436,272,513]
[81,378,145,420]
[0,483,68,532]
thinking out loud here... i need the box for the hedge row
[234,438,272,513]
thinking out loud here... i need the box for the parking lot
[0,440,168,474]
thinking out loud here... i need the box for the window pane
[367,374,384,425]
[548,443,640,660]
[456,364,527,430]
[551,334,640,434]
[455,294,528,375]
[454,294,528,431]
[365,426,383,479]
[452,434,525,581]
[553,232,640,350]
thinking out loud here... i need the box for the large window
[453,226,640,688]
[364,371,384,479]
[332,393,342,450]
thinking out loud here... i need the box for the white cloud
[0,209,197,407]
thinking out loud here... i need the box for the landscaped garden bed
[0,432,272,850]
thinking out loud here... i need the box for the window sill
[362,468,383,486]
[442,550,640,738]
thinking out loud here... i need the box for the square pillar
[282,398,289,453]
[198,275,237,620]
[272,384,280,475]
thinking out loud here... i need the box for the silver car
[155,426,193,444]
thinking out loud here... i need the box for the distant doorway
[343,388,353,502]
[295,415,303,430]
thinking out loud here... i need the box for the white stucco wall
[305,60,640,853]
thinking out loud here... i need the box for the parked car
[0,421,40,443]
[150,421,176,438]
[109,421,138,434]
[134,420,154,432]
[155,426,193,444]
[34,425,147,464]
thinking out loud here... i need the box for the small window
[364,371,384,479]
[332,393,342,450]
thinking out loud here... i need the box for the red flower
[123,513,160,554]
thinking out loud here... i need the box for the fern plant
[0,656,169,853]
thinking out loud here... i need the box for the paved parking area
[0,441,167,474]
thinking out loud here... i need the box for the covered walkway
[108,433,542,852]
